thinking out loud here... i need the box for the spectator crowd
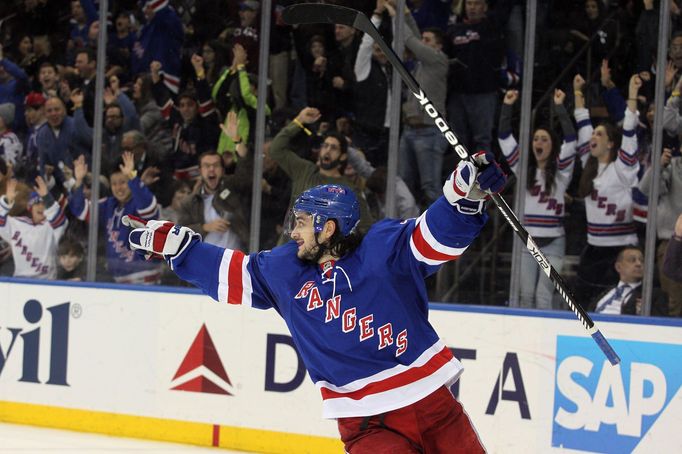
[0,0,680,317]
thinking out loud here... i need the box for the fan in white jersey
[574,73,642,304]
[0,176,68,279]
[498,87,577,309]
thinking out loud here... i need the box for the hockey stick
[282,3,621,366]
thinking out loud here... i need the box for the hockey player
[125,153,506,452]
[0,176,67,279]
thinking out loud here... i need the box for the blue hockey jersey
[174,196,487,419]
[69,177,160,280]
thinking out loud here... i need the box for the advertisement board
[1,279,680,453]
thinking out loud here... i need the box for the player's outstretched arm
[124,215,223,298]
[125,215,263,307]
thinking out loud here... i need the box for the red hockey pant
[337,386,485,453]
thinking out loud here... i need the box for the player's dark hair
[314,220,363,261]
[327,224,363,258]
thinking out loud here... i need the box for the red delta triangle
[171,376,232,395]
[172,324,232,387]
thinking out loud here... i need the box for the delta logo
[552,336,682,453]
[170,324,234,395]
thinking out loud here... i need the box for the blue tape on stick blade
[591,330,621,365]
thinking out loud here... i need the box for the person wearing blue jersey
[124,154,506,453]
[69,152,162,284]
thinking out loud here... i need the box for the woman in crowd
[498,87,577,309]
[574,73,643,303]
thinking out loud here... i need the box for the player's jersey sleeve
[367,196,487,279]
[172,239,275,310]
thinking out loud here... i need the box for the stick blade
[591,329,621,365]
[282,3,360,27]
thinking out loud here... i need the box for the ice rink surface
[0,423,246,453]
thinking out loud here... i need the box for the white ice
[0,423,247,453]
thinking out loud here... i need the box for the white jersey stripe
[320,358,463,419]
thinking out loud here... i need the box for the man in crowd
[74,48,97,86]
[178,151,248,251]
[446,0,512,154]
[591,246,667,316]
[385,0,449,206]
[0,103,22,166]
[132,0,184,94]
[36,97,91,188]
[352,7,391,165]
[121,130,173,206]
[20,92,47,180]
[37,62,60,98]
[0,44,29,132]
[269,106,374,235]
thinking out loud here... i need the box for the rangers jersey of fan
[0,195,67,279]
[498,129,576,238]
[69,177,160,281]
[173,196,486,419]
[575,107,639,246]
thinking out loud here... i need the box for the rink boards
[0,278,681,454]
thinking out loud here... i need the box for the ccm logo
[413,89,468,159]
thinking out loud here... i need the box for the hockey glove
[443,152,507,215]
[123,215,201,270]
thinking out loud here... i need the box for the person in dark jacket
[152,60,221,180]
[178,151,248,250]
[132,0,184,94]
[446,0,511,154]
[663,213,682,284]
[590,246,668,316]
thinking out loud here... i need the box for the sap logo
[171,324,233,395]
[0,299,70,386]
[552,336,682,453]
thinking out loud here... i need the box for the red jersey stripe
[320,347,453,401]
[227,251,245,305]
[412,222,460,262]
